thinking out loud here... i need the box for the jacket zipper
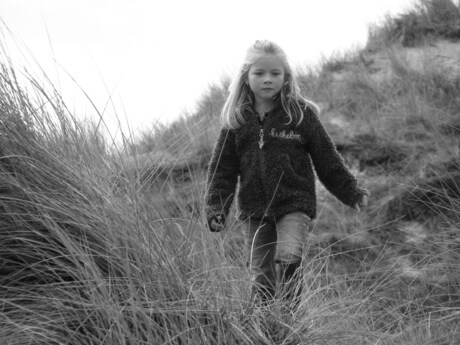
[258,113,268,217]
[258,126,264,149]
[258,112,265,149]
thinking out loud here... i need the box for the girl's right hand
[209,215,226,232]
[354,194,369,212]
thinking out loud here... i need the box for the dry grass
[2,1,460,343]
[367,0,460,47]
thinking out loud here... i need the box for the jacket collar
[242,98,283,123]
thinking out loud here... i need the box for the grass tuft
[2,1,460,343]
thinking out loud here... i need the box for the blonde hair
[221,40,319,129]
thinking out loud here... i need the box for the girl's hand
[209,215,226,232]
[354,194,368,212]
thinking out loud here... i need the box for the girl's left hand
[354,194,368,212]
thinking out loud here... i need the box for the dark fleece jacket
[204,102,367,226]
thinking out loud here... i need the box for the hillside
[1,0,460,344]
[119,35,460,344]
[302,36,460,312]
[125,0,460,340]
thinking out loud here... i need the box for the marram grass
[0,49,386,345]
[2,2,460,342]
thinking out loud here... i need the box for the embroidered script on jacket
[269,128,302,143]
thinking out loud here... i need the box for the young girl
[204,40,368,306]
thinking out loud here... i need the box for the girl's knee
[275,238,303,263]
[277,212,311,229]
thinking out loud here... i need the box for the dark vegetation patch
[373,0,460,47]
[384,173,460,224]
[337,134,411,172]
[439,120,460,137]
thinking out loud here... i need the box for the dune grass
[367,0,460,47]
[2,1,460,344]
[1,62,459,345]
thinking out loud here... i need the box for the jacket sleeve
[204,128,239,224]
[304,108,367,208]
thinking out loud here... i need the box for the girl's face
[246,54,285,107]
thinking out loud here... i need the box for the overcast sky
[1,0,414,137]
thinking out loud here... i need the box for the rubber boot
[279,261,303,308]
[252,281,275,307]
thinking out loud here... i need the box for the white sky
[1,0,414,137]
